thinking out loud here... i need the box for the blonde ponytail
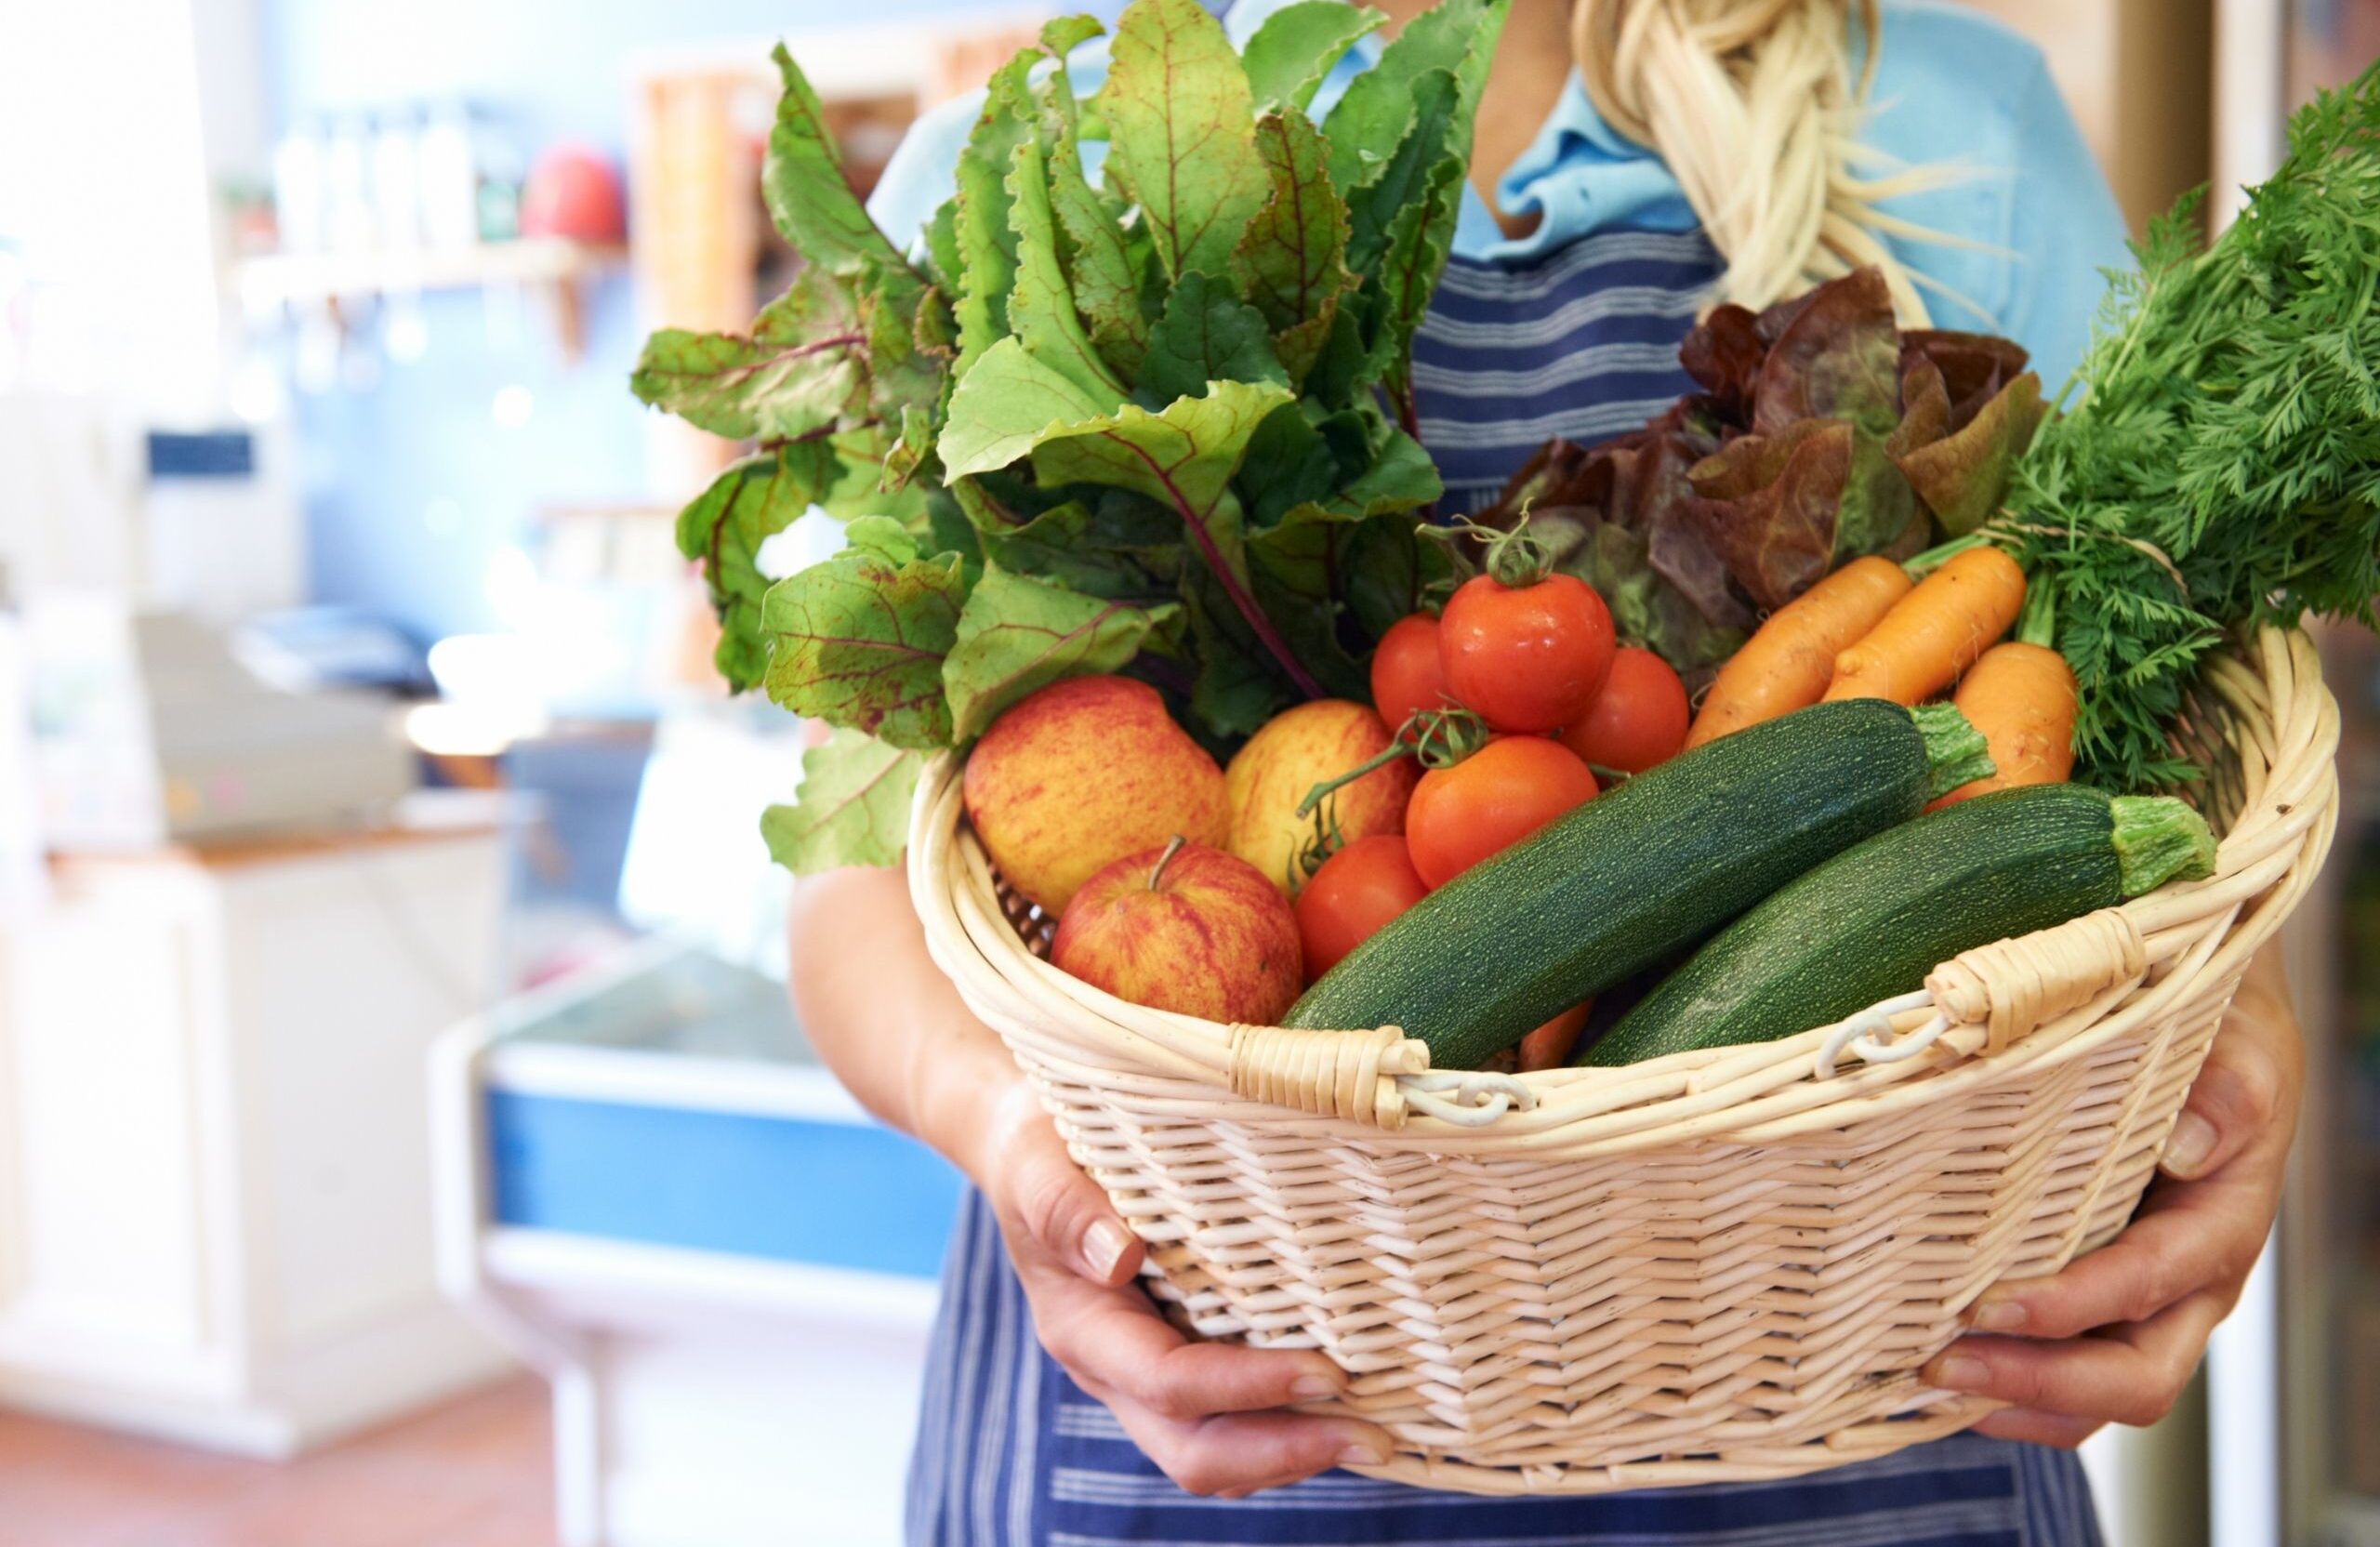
[1575,0,1951,324]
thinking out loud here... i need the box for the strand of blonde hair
[1574,0,1954,324]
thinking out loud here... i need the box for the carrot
[1925,641,2078,810]
[1517,1002,1593,1072]
[1685,556,1912,748]
[1822,545,2026,707]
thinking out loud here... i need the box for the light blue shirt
[868,0,2130,387]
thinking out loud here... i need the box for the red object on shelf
[520,145,626,243]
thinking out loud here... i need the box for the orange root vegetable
[1822,545,2027,707]
[1926,641,2078,810]
[1517,1002,1593,1072]
[1685,557,1912,748]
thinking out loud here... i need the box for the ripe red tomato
[1438,572,1616,734]
[1294,834,1429,980]
[1559,647,1690,774]
[1369,614,1451,735]
[1404,737,1597,888]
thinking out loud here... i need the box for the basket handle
[1815,907,2149,1078]
[1226,1025,1534,1130]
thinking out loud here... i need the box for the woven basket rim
[909,628,2340,1157]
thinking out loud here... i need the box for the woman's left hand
[1921,945,2303,1447]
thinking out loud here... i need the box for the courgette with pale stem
[1283,699,1995,1069]
[1582,784,2215,1066]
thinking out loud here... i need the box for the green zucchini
[1582,785,2215,1066]
[1282,699,1996,1068]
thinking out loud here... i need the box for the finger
[1004,1126,1145,1287]
[1971,1407,2105,1449]
[1967,1183,2265,1339]
[2166,961,2302,1182]
[1040,1283,1348,1419]
[1926,1289,2228,1428]
[1114,1407,1392,1498]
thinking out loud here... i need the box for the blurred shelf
[235,237,627,361]
[235,236,627,307]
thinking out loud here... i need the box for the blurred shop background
[0,1,2373,1544]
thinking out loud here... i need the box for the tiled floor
[0,1375,555,1547]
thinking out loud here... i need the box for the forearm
[786,864,1023,1178]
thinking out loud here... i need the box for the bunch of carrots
[1686,544,2076,807]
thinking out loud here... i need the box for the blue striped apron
[906,230,2106,1547]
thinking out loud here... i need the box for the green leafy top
[632,0,1509,869]
[2002,64,2380,791]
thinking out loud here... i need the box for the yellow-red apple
[963,675,1226,914]
[1051,839,1303,1023]
[1224,699,1415,894]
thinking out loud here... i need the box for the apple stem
[1147,834,1187,891]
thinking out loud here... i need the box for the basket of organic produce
[634,0,2372,1495]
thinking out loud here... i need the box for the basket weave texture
[908,628,2339,1496]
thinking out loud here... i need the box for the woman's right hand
[786,866,1392,1497]
[968,1075,1395,1498]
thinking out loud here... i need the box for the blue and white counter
[431,939,963,1547]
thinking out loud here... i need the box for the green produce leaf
[944,563,1177,738]
[1239,1,1382,112]
[1361,144,1467,411]
[841,514,920,564]
[1232,111,1352,386]
[938,337,1116,476]
[629,256,947,446]
[975,496,1179,598]
[952,54,1038,377]
[760,547,967,747]
[1342,68,1458,274]
[1180,571,1297,735]
[761,728,925,873]
[1136,271,1286,404]
[1044,112,1152,377]
[1040,13,1105,60]
[1103,0,1271,282]
[761,44,914,281]
[1007,136,1130,402]
[1832,424,1927,562]
[676,443,837,691]
[1028,379,1295,584]
[1321,0,1499,196]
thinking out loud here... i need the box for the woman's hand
[1922,945,2302,1446]
[966,1076,1395,1497]
[787,866,1389,1497]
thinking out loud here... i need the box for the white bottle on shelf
[417,100,481,250]
[270,118,327,255]
[371,108,425,251]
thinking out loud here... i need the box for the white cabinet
[0,816,514,1456]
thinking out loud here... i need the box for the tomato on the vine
[1294,834,1428,980]
[1369,614,1451,736]
[1437,531,1615,733]
[1404,736,1597,888]
[1559,647,1689,774]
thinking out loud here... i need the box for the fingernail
[1930,1354,1990,1391]
[2163,1112,2217,1178]
[1291,1374,1341,1400]
[1337,1441,1389,1468]
[1083,1220,1132,1279]
[1970,1299,2027,1334]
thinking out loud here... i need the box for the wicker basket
[906,627,2340,1496]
